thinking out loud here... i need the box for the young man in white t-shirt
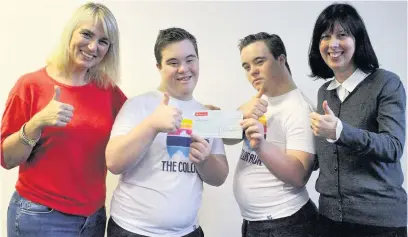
[228,32,318,237]
[105,27,229,237]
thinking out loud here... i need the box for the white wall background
[0,1,406,237]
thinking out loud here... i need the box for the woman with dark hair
[308,3,406,237]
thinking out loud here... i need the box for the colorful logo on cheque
[166,119,193,159]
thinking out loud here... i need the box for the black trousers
[107,217,204,237]
[241,199,318,237]
[316,214,407,237]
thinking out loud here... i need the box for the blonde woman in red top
[1,2,127,236]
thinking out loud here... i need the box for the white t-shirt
[233,88,315,221]
[109,90,226,237]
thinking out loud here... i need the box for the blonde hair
[47,2,120,88]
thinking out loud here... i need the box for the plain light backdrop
[1,1,406,237]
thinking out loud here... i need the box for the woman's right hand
[31,86,74,129]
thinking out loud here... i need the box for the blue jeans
[7,191,106,237]
[241,199,318,237]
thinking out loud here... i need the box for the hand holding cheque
[191,88,268,141]
[239,87,268,149]
[152,88,268,140]
[192,110,243,139]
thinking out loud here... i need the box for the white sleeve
[326,118,343,143]
[284,106,316,154]
[110,97,146,138]
[210,138,226,155]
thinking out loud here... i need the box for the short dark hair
[308,3,379,79]
[154,27,198,66]
[238,32,291,74]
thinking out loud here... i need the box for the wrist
[145,116,160,134]
[30,115,44,130]
[254,140,266,153]
[19,122,42,147]
[26,119,43,139]
[329,118,341,140]
[195,154,210,167]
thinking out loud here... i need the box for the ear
[156,63,162,70]
[278,54,286,66]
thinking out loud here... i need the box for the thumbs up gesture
[309,100,338,139]
[32,86,75,128]
[238,86,268,119]
[148,92,183,133]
